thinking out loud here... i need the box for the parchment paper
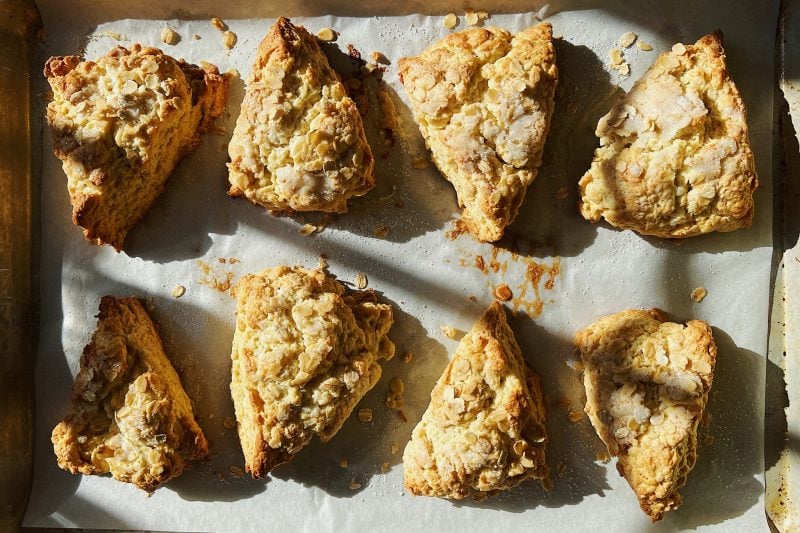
[25,1,778,531]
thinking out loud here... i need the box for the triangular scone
[398,23,558,242]
[403,302,548,499]
[227,17,375,213]
[579,32,757,238]
[51,296,208,492]
[44,45,229,250]
[574,309,716,521]
[230,266,394,477]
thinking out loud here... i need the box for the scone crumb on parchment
[223,31,237,50]
[609,48,624,66]
[619,32,637,48]
[210,17,227,31]
[317,27,337,42]
[691,287,708,303]
[160,27,179,45]
[358,407,373,423]
[197,260,235,293]
[411,156,431,169]
[440,325,458,339]
[339,458,348,468]
[171,285,186,298]
[443,13,458,29]
[374,225,390,238]
[465,9,479,26]
[567,410,585,422]
[371,51,390,64]
[223,417,237,430]
[380,462,390,474]
[391,443,400,455]
[299,223,322,236]
[228,465,245,478]
[555,185,570,199]
[402,351,413,364]
[636,40,654,51]
[385,378,407,422]
[556,461,568,477]
[596,449,611,463]
[349,478,362,490]
[355,272,368,289]
[494,284,513,301]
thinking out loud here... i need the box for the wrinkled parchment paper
[25,1,778,531]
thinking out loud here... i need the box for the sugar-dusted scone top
[579,32,757,238]
[403,302,548,499]
[230,265,394,477]
[51,296,208,492]
[574,309,716,521]
[227,17,375,213]
[44,45,229,250]
[398,23,557,242]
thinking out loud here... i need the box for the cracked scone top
[51,296,208,492]
[574,309,716,521]
[44,44,229,250]
[227,17,375,213]
[230,265,394,477]
[398,23,557,242]
[579,32,757,238]
[403,302,548,499]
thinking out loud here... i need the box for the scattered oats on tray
[229,265,395,477]
[51,297,208,492]
[355,272,368,289]
[575,309,717,521]
[160,27,179,45]
[398,23,557,242]
[579,32,757,238]
[171,285,186,298]
[374,225,390,238]
[637,39,654,51]
[223,30,237,49]
[210,17,227,31]
[43,45,229,250]
[228,17,375,214]
[619,31,637,48]
[691,286,708,302]
[403,302,549,499]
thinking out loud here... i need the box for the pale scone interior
[44,44,229,250]
[51,296,208,492]
[230,266,394,477]
[398,23,557,242]
[227,17,375,213]
[574,309,716,521]
[578,32,757,238]
[403,302,548,499]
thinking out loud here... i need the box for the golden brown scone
[51,296,208,492]
[44,45,229,250]
[403,302,548,499]
[227,17,375,213]
[230,265,394,477]
[398,23,557,242]
[579,32,757,238]
[574,309,717,521]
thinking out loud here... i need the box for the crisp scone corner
[403,301,549,499]
[44,44,230,250]
[227,17,375,214]
[398,22,557,242]
[51,296,208,492]
[574,309,717,521]
[578,31,756,238]
[229,265,394,478]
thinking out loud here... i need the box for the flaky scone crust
[227,17,375,213]
[230,266,394,478]
[403,302,548,499]
[574,309,717,521]
[578,32,757,238]
[44,44,229,250]
[398,23,557,242]
[51,296,208,492]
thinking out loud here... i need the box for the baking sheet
[24,1,778,531]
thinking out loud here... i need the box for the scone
[574,309,716,521]
[578,32,757,238]
[230,265,394,477]
[227,17,375,213]
[403,302,548,499]
[44,45,229,250]
[398,23,557,242]
[51,296,208,492]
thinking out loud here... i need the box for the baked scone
[579,32,757,238]
[398,23,557,242]
[230,265,394,477]
[44,45,229,250]
[227,17,375,213]
[574,309,717,521]
[51,296,208,492]
[403,302,548,499]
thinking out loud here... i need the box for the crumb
[223,31,237,49]
[566,102,578,115]
[355,272,368,289]
[349,478,362,490]
[193,34,201,40]
[299,223,318,236]
[691,287,708,303]
[672,43,687,55]
[541,477,554,491]
[494,284,512,302]
[636,40,654,51]
[619,32,637,48]
[402,351,413,364]
[477,9,490,21]
[465,9,479,26]
[554,186,570,199]
[228,465,245,478]
[374,225,390,238]
[218,257,227,264]
[340,458,348,468]
[216,472,225,482]
[441,324,458,339]
[619,62,630,76]
[596,449,611,463]
[171,285,186,298]
[703,433,715,446]
[568,410,585,422]
[391,443,399,455]
[390,377,404,396]
[317,27,337,42]
[380,462,390,474]
[412,156,430,169]
[609,48,624,66]
[358,407,373,423]
[443,13,458,29]
[473,491,488,502]
[223,417,236,430]
[556,461,567,477]
[229,257,240,264]
[197,260,234,293]
[468,295,477,302]
[210,17,227,31]
[370,51,389,65]
[160,27,179,45]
